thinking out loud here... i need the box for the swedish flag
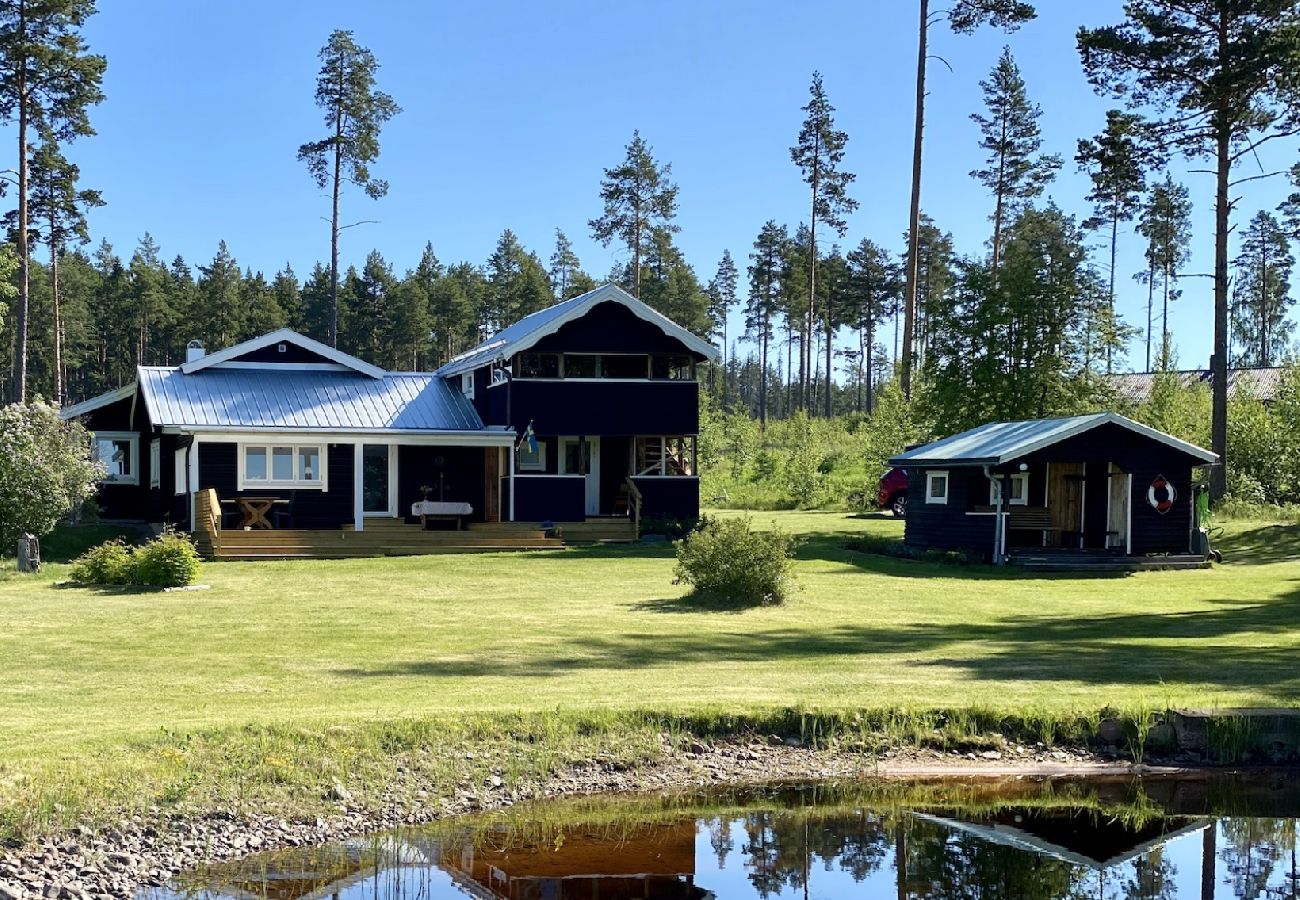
[519,421,538,454]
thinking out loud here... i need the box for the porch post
[508,442,516,522]
[187,439,200,530]
[353,441,364,532]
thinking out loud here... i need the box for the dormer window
[562,355,599,378]
[651,354,695,380]
[461,372,475,400]
[518,353,560,378]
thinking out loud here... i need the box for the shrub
[68,531,201,588]
[0,402,103,550]
[673,516,798,607]
[131,531,202,587]
[68,539,132,585]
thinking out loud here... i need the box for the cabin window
[239,443,326,489]
[651,354,694,380]
[601,354,650,379]
[925,470,949,505]
[460,372,475,400]
[174,447,188,496]
[149,440,161,489]
[562,354,599,378]
[518,353,560,378]
[92,432,139,485]
[635,436,697,476]
[989,473,1029,506]
[517,440,546,472]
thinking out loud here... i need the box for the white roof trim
[179,328,385,379]
[59,383,136,420]
[439,283,721,376]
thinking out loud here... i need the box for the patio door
[362,444,396,517]
[560,436,601,517]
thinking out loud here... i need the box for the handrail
[624,477,642,538]
[196,487,222,551]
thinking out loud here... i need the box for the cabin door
[560,436,601,517]
[1048,462,1085,548]
[362,444,397,517]
[1107,464,1132,553]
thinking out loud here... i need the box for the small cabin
[889,413,1217,568]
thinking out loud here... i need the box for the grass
[1,511,1297,839]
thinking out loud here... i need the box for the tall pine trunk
[806,138,819,413]
[632,194,642,299]
[901,0,928,401]
[866,308,876,414]
[1144,261,1155,372]
[824,296,833,418]
[12,2,29,403]
[1209,32,1231,500]
[329,66,344,348]
[990,118,1009,281]
[1107,209,1119,374]
[758,318,769,428]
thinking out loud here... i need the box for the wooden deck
[1007,549,1210,572]
[194,489,637,560]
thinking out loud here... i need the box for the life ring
[1147,475,1176,514]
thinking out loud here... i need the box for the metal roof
[889,412,1217,467]
[137,366,487,433]
[436,283,721,377]
[1108,367,1286,404]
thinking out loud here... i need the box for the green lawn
[2,510,1298,767]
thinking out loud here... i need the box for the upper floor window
[518,353,560,378]
[601,354,650,378]
[563,354,599,378]
[93,432,138,485]
[651,354,695,380]
[514,351,696,381]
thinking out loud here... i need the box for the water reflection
[151,774,1300,900]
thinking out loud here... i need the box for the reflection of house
[438,822,713,900]
[912,810,1208,870]
[890,412,1217,567]
[206,839,436,900]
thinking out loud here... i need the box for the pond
[148,773,1300,899]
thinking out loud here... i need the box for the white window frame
[989,472,1029,506]
[238,442,328,490]
[149,439,161,489]
[925,470,949,505]
[460,372,475,400]
[174,447,188,496]
[92,431,140,485]
[517,440,546,472]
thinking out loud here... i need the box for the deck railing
[624,477,642,538]
[194,488,222,556]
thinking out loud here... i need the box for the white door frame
[559,436,601,517]
[362,442,398,517]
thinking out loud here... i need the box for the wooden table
[221,498,288,529]
[410,500,473,530]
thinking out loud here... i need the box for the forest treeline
[1,2,1299,501]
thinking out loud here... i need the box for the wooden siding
[506,380,698,436]
[903,469,997,557]
[512,476,586,521]
[529,301,706,356]
[198,441,356,529]
[224,343,338,364]
[82,394,152,521]
[631,476,700,521]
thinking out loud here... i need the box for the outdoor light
[1019,463,1028,471]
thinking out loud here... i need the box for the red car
[878,467,909,518]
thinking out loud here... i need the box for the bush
[68,531,201,588]
[673,516,798,607]
[68,539,132,585]
[0,402,103,550]
[131,532,202,587]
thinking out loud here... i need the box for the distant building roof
[1108,367,1285,404]
[136,367,486,434]
[436,283,721,377]
[889,412,1217,467]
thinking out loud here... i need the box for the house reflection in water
[438,821,713,900]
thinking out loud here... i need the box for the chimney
[186,340,206,364]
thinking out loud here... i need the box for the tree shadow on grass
[1217,522,1300,566]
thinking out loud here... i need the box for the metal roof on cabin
[137,367,485,432]
[889,412,1216,467]
[1107,367,1285,404]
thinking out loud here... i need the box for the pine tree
[485,229,553,333]
[790,71,857,415]
[195,241,243,350]
[1135,175,1192,370]
[440,261,488,347]
[906,215,955,368]
[1076,110,1149,373]
[271,264,303,331]
[746,221,788,427]
[1231,211,1295,368]
[299,262,334,343]
[705,249,738,401]
[639,227,709,336]
[384,275,430,370]
[588,130,678,299]
[846,238,902,413]
[347,250,396,361]
[241,269,286,338]
[297,30,400,348]
[901,0,1035,401]
[0,0,105,402]
[970,48,1061,279]
[1079,0,1300,499]
[548,228,585,300]
[127,233,173,366]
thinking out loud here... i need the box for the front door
[560,436,601,517]
[1107,464,1132,553]
[362,444,396,516]
[1048,462,1085,548]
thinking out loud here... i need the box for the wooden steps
[1007,551,1210,572]
[558,517,638,544]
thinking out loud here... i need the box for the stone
[1097,717,1125,745]
[326,781,352,803]
[1146,722,1177,753]
[0,881,24,900]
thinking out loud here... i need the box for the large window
[517,439,546,472]
[635,436,697,477]
[989,473,1029,506]
[562,354,599,378]
[651,354,694,380]
[600,354,649,378]
[93,432,139,485]
[239,443,326,489]
[518,352,560,378]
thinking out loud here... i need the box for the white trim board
[180,329,385,379]
[59,383,136,420]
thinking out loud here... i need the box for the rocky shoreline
[0,737,1159,900]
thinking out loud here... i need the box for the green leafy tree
[746,221,788,427]
[297,29,400,348]
[1077,110,1150,373]
[790,71,857,415]
[0,0,105,403]
[1231,210,1294,367]
[846,238,902,413]
[970,47,1061,279]
[1135,174,1192,371]
[901,0,1035,400]
[588,130,678,299]
[0,401,101,547]
[1079,0,1300,500]
[905,214,955,368]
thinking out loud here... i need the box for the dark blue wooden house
[888,413,1217,568]
[62,284,718,558]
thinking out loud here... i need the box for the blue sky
[58,0,1298,372]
